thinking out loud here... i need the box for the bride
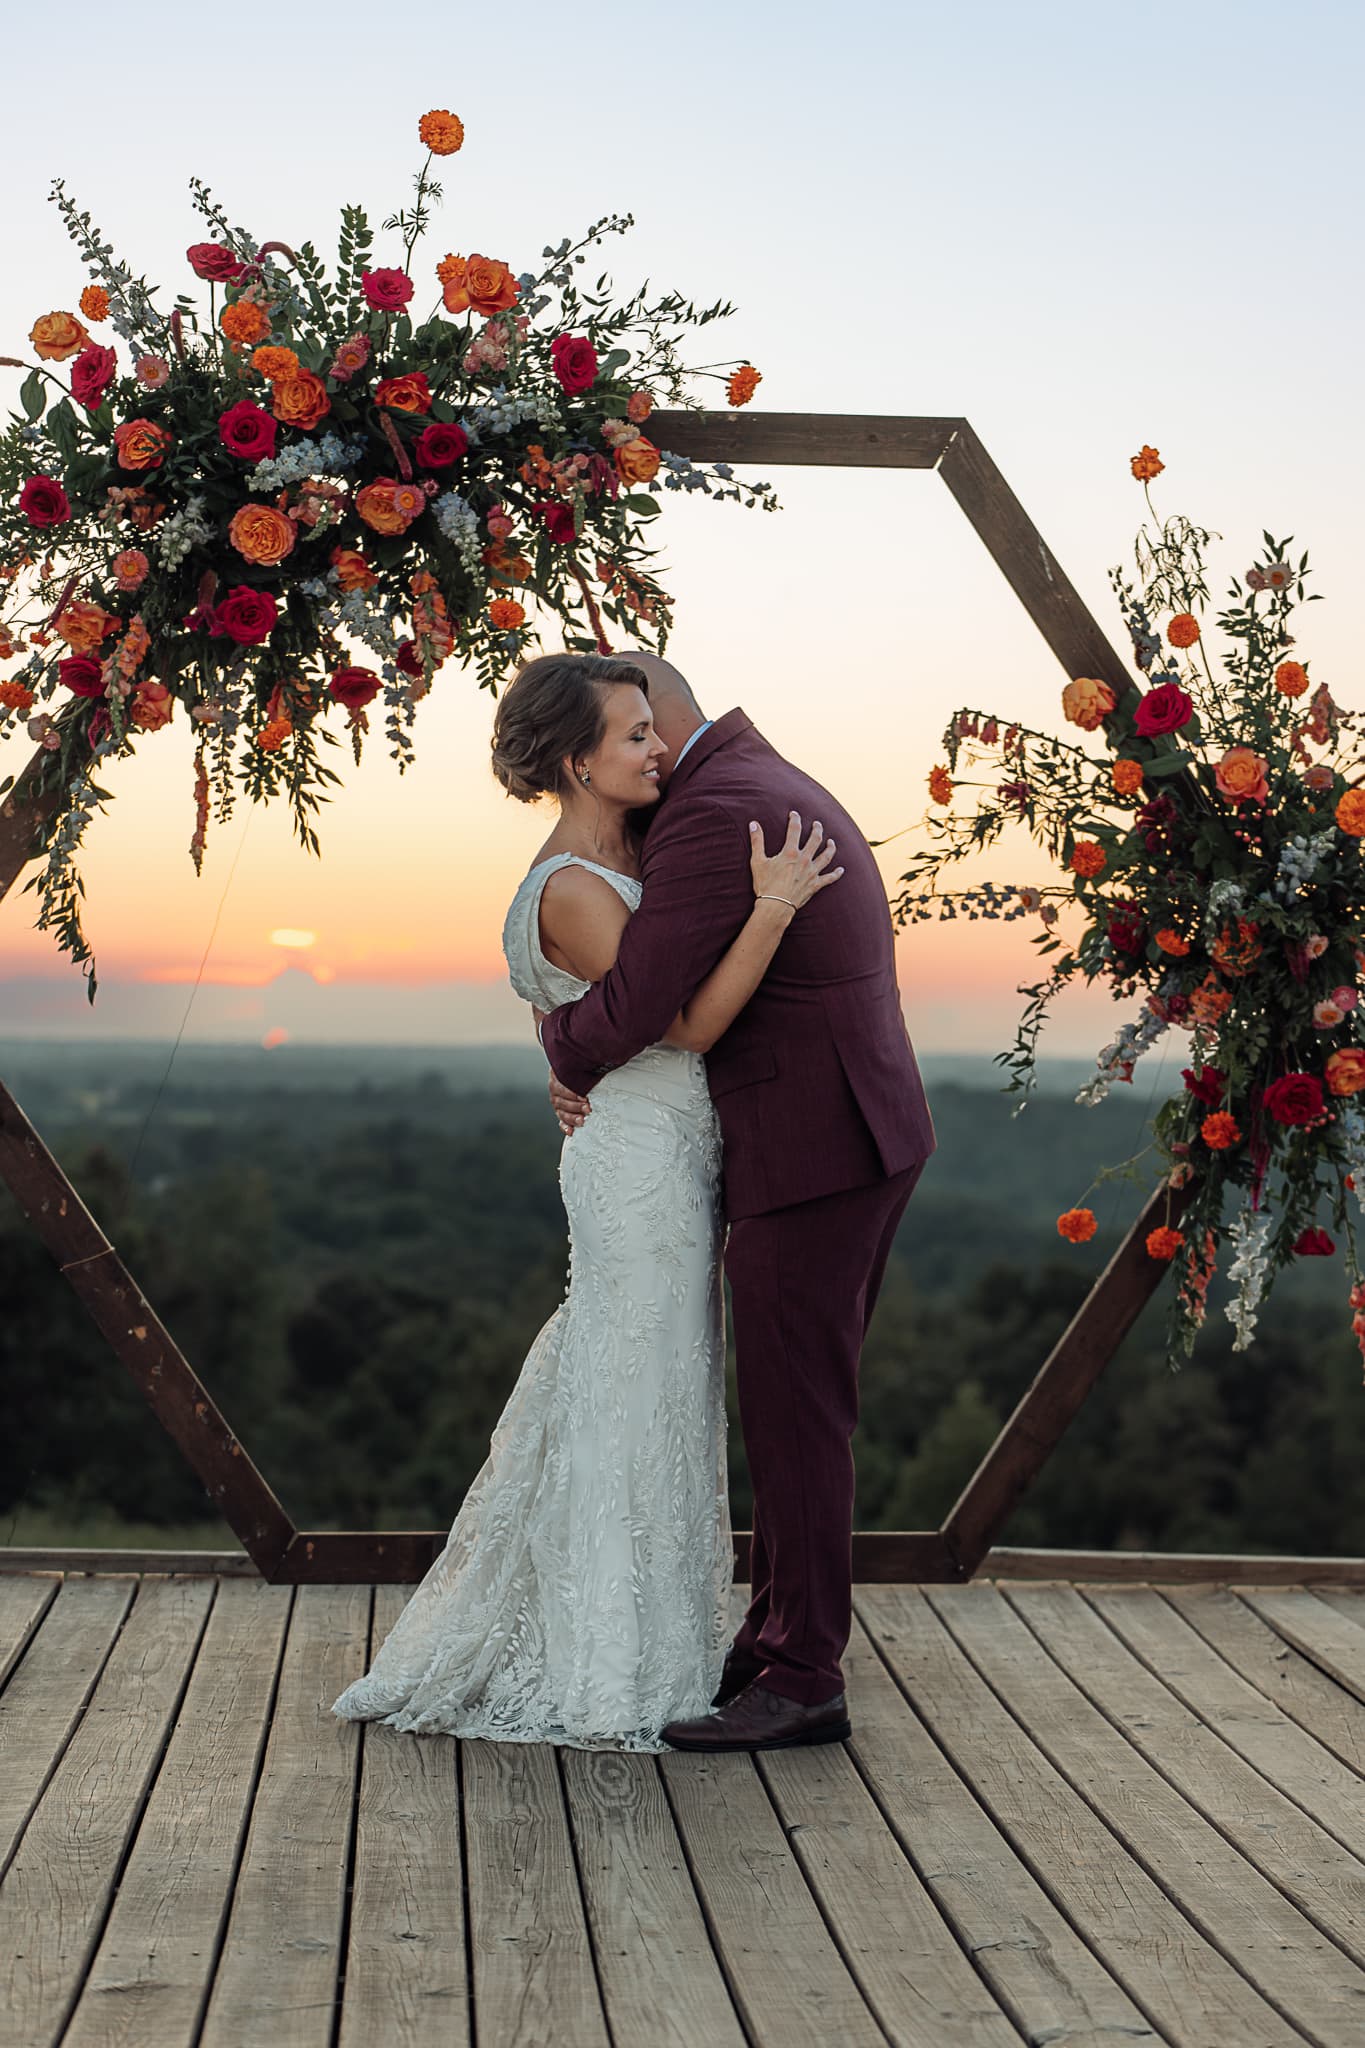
[331,651,842,1749]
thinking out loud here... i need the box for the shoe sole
[664,1721,852,1753]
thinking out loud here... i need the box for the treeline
[2,1044,1363,1555]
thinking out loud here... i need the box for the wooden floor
[5,1576,1365,2048]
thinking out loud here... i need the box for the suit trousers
[725,1157,927,1705]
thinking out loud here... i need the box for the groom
[540,651,936,1749]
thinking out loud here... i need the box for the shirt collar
[672,720,713,769]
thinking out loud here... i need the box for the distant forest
[3,1040,1363,1558]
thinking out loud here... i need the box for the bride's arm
[661,813,842,1054]
[537,815,842,1054]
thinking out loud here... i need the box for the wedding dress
[331,853,733,1750]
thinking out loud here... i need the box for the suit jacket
[540,709,937,1218]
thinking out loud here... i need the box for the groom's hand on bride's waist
[548,1070,591,1136]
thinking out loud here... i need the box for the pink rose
[187,242,247,284]
[486,505,513,541]
[1133,681,1194,737]
[19,475,71,527]
[219,400,278,462]
[1333,986,1358,1012]
[360,268,414,311]
[550,333,599,394]
[71,344,118,411]
[413,422,469,469]
[212,586,278,645]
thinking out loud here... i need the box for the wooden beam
[0,1081,296,1578]
[937,420,1133,698]
[0,738,83,908]
[940,1179,1197,1579]
[980,1548,1365,1587]
[646,408,959,470]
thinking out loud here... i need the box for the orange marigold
[1201,1110,1241,1150]
[488,597,526,631]
[256,715,293,753]
[1155,928,1191,956]
[1130,444,1164,482]
[0,680,35,713]
[927,765,953,805]
[1069,840,1106,878]
[1146,1225,1185,1261]
[252,344,300,382]
[1336,789,1365,838]
[1188,972,1232,1025]
[419,109,465,155]
[79,285,110,323]
[1274,659,1309,698]
[1111,758,1144,797]
[1167,611,1200,649]
[220,299,270,347]
[727,364,761,407]
[1057,1207,1097,1244]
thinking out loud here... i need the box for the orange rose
[252,344,300,382]
[330,547,377,592]
[1326,1048,1365,1097]
[928,765,953,804]
[220,299,270,348]
[1188,972,1232,1025]
[228,503,296,566]
[1210,916,1262,975]
[1061,676,1117,731]
[615,436,661,484]
[1069,840,1106,878]
[113,418,173,471]
[79,286,111,323]
[489,597,526,630]
[1214,746,1269,805]
[1057,1207,1097,1243]
[1146,1226,1185,1260]
[1335,789,1365,838]
[1201,1110,1240,1150]
[1155,928,1191,956]
[438,252,519,316]
[483,541,532,584]
[128,680,174,730]
[419,109,465,155]
[1167,611,1200,648]
[1111,758,1144,796]
[1130,444,1164,482]
[271,370,331,431]
[1274,660,1309,698]
[30,310,89,361]
[355,479,422,536]
[727,365,761,406]
[626,390,653,424]
[55,599,119,652]
[374,372,432,414]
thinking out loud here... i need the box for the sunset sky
[1,0,1361,1056]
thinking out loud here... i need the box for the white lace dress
[331,853,733,1750]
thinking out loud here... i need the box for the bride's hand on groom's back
[548,1069,591,1136]
[749,812,844,913]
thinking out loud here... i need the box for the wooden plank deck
[4,1571,1365,2046]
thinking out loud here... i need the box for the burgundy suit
[541,709,936,1702]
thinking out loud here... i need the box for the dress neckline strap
[526,853,642,887]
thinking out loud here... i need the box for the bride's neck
[554,790,635,865]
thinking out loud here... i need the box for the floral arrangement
[0,109,772,991]
[899,447,1365,1366]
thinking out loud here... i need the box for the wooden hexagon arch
[0,411,1192,1583]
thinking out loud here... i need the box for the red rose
[1133,681,1194,737]
[536,500,577,544]
[1182,1065,1225,1106]
[413,421,469,469]
[60,654,106,697]
[1106,899,1147,956]
[71,344,118,411]
[219,400,278,462]
[19,474,71,527]
[361,268,414,311]
[1261,1072,1326,1126]
[550,333,599,394]
[329,665,382,711]
[213,586,278,645]
[1293,1227,1335,1257]
[395,639,423,678]
[187,242,247,284]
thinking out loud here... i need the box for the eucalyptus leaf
[19,371,45,423]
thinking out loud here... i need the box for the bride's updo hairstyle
[491,651,648,803]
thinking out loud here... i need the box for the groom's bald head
[626,648,708,774]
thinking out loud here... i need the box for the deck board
[3,1566,1365,2047]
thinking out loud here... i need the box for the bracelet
[758,893,798,910]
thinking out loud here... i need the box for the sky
[1,0,1361,1056]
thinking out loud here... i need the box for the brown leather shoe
[711,1650,761,1709]
[663,1680,851,1752]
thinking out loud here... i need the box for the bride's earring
[579,767,591,787]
